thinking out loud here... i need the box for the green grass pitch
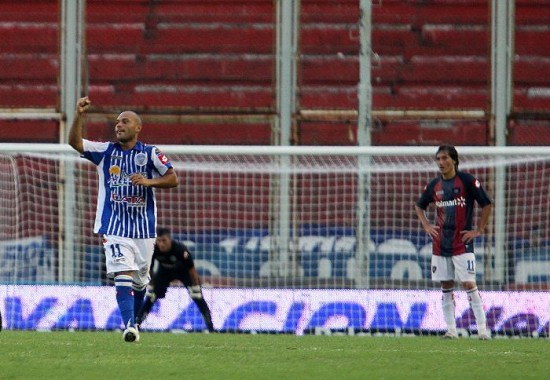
[0,331,548,379]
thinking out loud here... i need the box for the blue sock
[115,275,135,328]
[133,285,146,321]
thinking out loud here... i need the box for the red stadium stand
[0,1,58,111]
[87,54,272,83]
[372,0,488,25]
[515,57,550,86]
[84,121,272,145]
[84,0,274,121]
[298,122,356,146]
[301,0,357,23]
[0,23,58,55]
[418,25,488,57]
[294,119,488,146]
[508,120,550,146]
[0,0,549,145]
[401,56,488,85]
[86,23,273,55]
[300,56,358,85]
[372,120,487,146]
[0,120,58,143]
[382,85,487,109]
[0,84,58,107]
[0,54,58,80]
[86,1,274,24]
[300,86,357,109]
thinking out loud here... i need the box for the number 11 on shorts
[467,259,475,273]
[110,244,123,258]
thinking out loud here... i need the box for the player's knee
[132,282,147,292]
[131,276,148,291]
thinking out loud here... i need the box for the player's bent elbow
[166,170,178,188]
[166,175,178,188]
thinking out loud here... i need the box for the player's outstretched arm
[68,96,91,154]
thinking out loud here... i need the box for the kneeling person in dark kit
[136,228,215,332]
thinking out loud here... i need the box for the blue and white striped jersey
[81,139,173,238]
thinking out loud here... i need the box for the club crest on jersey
[135,152,147,166]
[475,179,481,188]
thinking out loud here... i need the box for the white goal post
[1,143,550,336]
[0,143,549,291]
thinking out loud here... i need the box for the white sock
[467,287,487,335]
[442,289,457,334]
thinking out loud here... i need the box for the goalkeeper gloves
[145,287,157,303]
[188,285,203,300]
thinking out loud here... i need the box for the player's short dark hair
[436,145,459,170]
[156,227,171,237]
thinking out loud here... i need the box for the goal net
[0,144,548,337]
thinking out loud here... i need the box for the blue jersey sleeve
[459,172,492,207]
[416,178,437,210]
[81,139,112,166]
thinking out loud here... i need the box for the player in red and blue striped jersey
[69,96,178,342]
[415,145,493,340]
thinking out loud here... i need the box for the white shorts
[102,235,155,287]
[431,252,477,283]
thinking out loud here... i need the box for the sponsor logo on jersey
[435,196,466,208]
[109,165,121,176]
[155,148,169,165]
[111,193,146,206]
[109,170,148,188]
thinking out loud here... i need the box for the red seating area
[508,119,550,146]
[0,0,549,145]
[298,122,355,146]
[85,121,272,145]
[0,120,58,143]
[0,0,59,110]
[373,120,488,146]
[84,0,274,113]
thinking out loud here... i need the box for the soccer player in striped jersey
[69,96,178,342]
[415,145,492,340]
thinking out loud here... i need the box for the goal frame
[1,142,546,288]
